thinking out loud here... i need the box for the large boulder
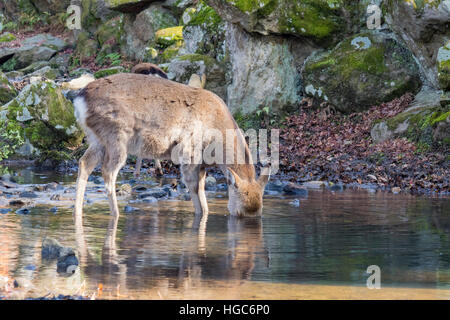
[207,0,368,45]
[437,41,450,91]
[105,0,159,13]
[0,71,18,104]
[302,31,422,113]
[226,23,315,115]
[180,0,226,61]
[167,53,227,99]
[0,34,66,70]
[383,0,450,89]
[120,3,178,60]
[371,103,449,149]
[0,79,83,159]
[30,0,71,14]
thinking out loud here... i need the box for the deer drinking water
[73,73,270,223]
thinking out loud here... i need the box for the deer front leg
[181,164,208,215]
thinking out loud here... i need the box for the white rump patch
[73,96,87,129]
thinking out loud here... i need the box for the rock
[124,205,138,212]
[74,31,98,62]
[19,191,39,198]
[167,53,227,99]
[0,71,18,104]
[49,207,58,213]
[0,79,84,159]
[283,182,308,196]
[105,0,157,13]
[0,34,66,70]
[142,196,158,203]
[371,104,450,147]
[265,180,286,193]
[31,0,71,15]
[437,41,450,91]
[180,1,226,61]
[42,237,79,274]
[16,208,31,215]
[383,0,450,89]
[289,199,300,208]
[139,188,167,199]
[120,3,178,60]
[117,183,132,195]
[27,66,59,80]
[302,31,422,113]
[303,181,327,189]
[48,53,71,75]
[42,237,63,259]
[61,74,96,90]
[225,23,315,115]
[155,26,184,47]
[205,176,217,191]
[392,187,401,194]
[208,0,367,45]
[0,208,10,214]
[94,66,125,78]
[19,61,50,75]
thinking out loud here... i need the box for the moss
[1,58,18,72]
[0,72,18,104]
[277,0,344,41]
[178,53,217,68]
[159,42,183,63]
[95,16,123,47]
[155,26,184,47]
[0,80,83,159]
[94,66,125,79]
[0,32,16,42]
[187,0,222,30]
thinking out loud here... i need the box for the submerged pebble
[289,199,301,207]
[16,208,31,215]
[0,208,10,214]
[124,205,138,212]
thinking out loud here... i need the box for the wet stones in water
[328,183,344,192]
[282,182,308,197]
[266,180,286,193]
[44,182,63,191]
[49,207,58,213]
[205,176,217,191]
[42,238,79,275]
[142,196,158,204]
[302,181,327,189]
[19,191,39,199]
[289,199,301,208]
[16,208,31,215]
[139,188,167,199]
[216,183,228,191]
[50,194,61,201]
[124,205,138,212]
[88,176,104,185]
[117,183,132,196]
[0,208,11,214]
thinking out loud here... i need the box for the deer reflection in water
[73,203,266,298]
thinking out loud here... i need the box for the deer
[131,65,208,179]
[73,73,271,224]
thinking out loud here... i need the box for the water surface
[0,168,449,299]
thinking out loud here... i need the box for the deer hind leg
[74,144,104,226]
[181,164,208,215]
[154,159,163,177]
[102,143,128,217]
[134,156,143,178]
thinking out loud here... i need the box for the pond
[0,167,449,299]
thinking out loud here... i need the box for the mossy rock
[155,26,184,47]
[94,66,125,78]
[0,71,18,104]
[181,1,226,61]
[0,32,16,42]
[208,0,365,45]
[0,79,83,159]
[437,42,450,91]
[95,16,123,47]
[371,104,450,150]
[74,31,99,61]
[105,0,155,13]
[302,31,422,113]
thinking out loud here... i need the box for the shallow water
[0,168,449,299]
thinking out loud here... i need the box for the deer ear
[258,166,271,189]
[226,167,242,189]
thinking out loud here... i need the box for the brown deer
[73,73,270,222]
